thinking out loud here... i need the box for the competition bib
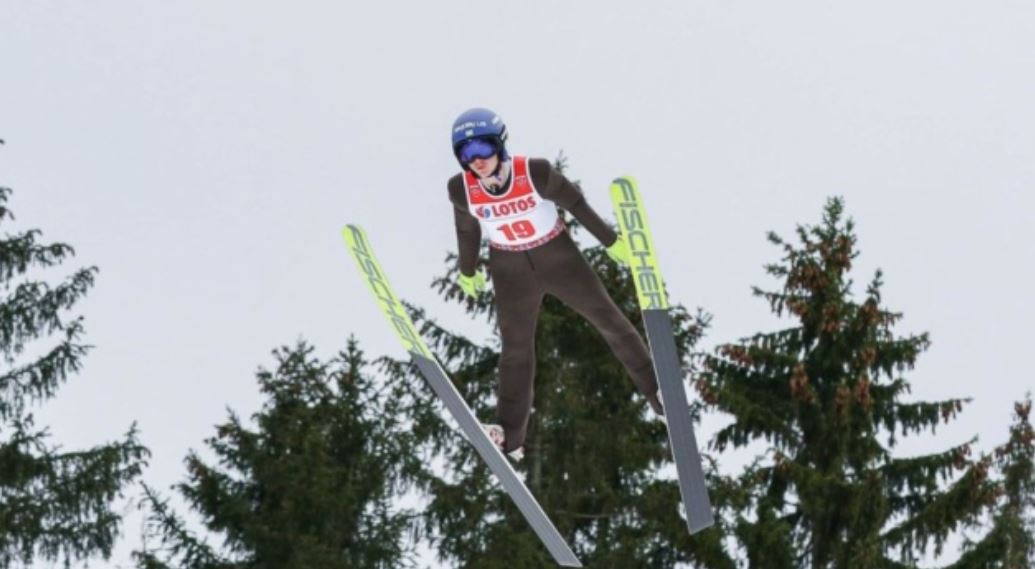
[464,156,564,251]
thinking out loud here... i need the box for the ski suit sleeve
[447,175,482,277]
[528,158,619,247]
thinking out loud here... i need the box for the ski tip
[342,224,365,240]
[609,176,640,201]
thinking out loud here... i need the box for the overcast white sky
[2,1,1033,567]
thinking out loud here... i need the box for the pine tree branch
[881,439,977,497]
[878,398,970,441]
[883,455,999,557]
[134,484,227,569]
[0,320,89,422]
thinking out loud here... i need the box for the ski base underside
[343,223,581,566]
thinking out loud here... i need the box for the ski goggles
[458,138,499,164]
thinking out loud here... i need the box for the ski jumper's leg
[535,232,661,407]
[488,247,545,452]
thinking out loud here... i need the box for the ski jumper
[447,156,661,452]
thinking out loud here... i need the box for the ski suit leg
[488,247,544,452]
[533,232,661,404]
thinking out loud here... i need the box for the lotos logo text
[476,195,537,219]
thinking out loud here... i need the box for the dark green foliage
[135,339,421,569]
[132,180,1032,569]
[694,197,1001,568]
[0,186,149,567]
[395,156,730,568]
[951,395,1035,569]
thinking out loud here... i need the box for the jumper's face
[469,154,500,179]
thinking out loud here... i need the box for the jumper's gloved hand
[606,233,632,265]
[457,269,487,298]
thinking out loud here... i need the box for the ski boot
[482,424,524,462]
[649,389,665,417]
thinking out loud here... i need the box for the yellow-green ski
[342,224,434,360]
[609,176,669,311]
[609,177,715,534]
[341,224,583,567]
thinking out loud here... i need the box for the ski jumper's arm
[527,158,619,248]
[447,174,482,277]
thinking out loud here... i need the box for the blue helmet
[451,107,509,167]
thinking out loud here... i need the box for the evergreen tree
[134,339,421,569]
[389,157,729,568]
[693,197,1000,569]
[952,395,1034,569]
[0,186,148,567]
